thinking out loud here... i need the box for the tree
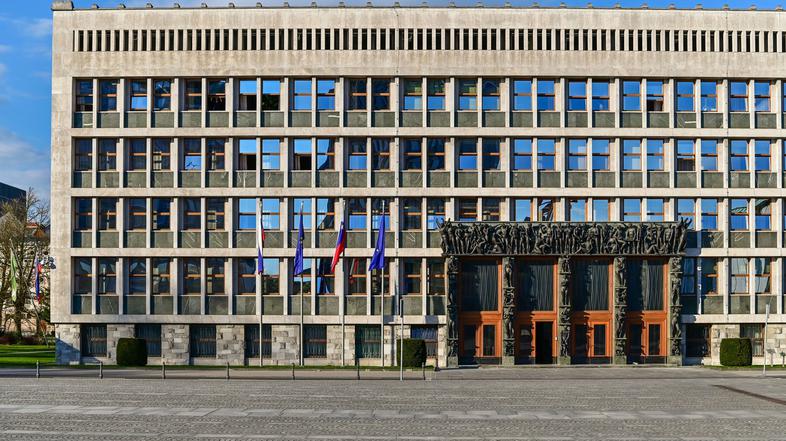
[0,189,50,341]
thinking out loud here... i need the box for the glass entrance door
[482,325,496,357]
[461,325,477,361]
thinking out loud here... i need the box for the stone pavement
[0,367,784,440]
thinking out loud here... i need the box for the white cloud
[0,130,50,202]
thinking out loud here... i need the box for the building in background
[0,182,25,204]
[51,0,786,366]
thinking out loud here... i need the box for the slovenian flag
[35,257,42,303]
[330,221,346,274]
[256,205,266,274]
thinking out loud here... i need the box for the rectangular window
[427,138,445,170]
[676,81,695,112]
[567,80,587,111]
[537,139,555,170]
[622,80,641,111]
[206,139,225,171]
[482,138,500,170]
[622,139,641,171]
[99,79,118,111]
[427,199,445,230]
[261,79,281,111]
[372,79,391,110]
[646,80,664,111]
[98,139,117,171]
[457,198,478,222]
[568,199,587,221]
[372,139,390,170]
[347,139,367,170]
[152,198,171,230]
[316,198,335,230]
[182,198,201,230]
[730,258,749,294]
[402,198,422,231]
[623,198,641,222]
[128,80,147,111]
[700,257,718,296]
[482,198,500,221]
[412,325,438,357]
[754,81,770,112]
[755,199,771,231]
[754,258,771,296]
[207,79,226,111]
[427,258,445,296]
[238,79,257,111]
[677,199,695,229]
[261,198,280,230]
[293,138,312,171]
[700,139,718,171]
[182,139,201,171]
[592,139,610,170]
[128,258,146,294]
[316,138,334,171]
[292,79,311,111]
[741,324,764,357]
[592,199,610,222]
[97,258,117,294]
[514,199,532,222]
[427,79,445,110]
[303,325,327,358]
[457,139,477,171]
[261,138,281,170]
[402,139,422,170]
[205,258,225,295]
[402,258,422,295]
[347,257,367,295]
[152,138,170,170]
[73,258,92,295]
[536,79,555,111]
[676,139,696,171]
[236,258,256,295]
[348,198,367,230]
[567,139,587,170]
[729,81,748,112]
[237,198,256,230]
[701,199,718,231]
[402,79,422,110]
[754,139,771,171]
[81,325,107,357]
[190,325,217,358]
[237,139,256,171]
[74,198,92,231]
[183,258,201,295]
[347,78,367,110]
[127,198,146,231]
[700,81,717,111]
[293,198,313,230]
[316,79,336,110]
[730,199,749,230]
[730,140,748,171]
[481,79,500,110]
[592,81,610,111]
[371,199,391,231]
[316,258,334,295]
[512,138,532,170]
[127,139,146,171]
[646,139,664,171]
[153,79,171,111]
[75,80,93,112]
[152,259,170,294]
[184,79,201,110]
[512,79,532,111]
[98,198,117,230]
[646,198,665,221]
[136,324,162,358]
[457,79,477,110]
[74,139,92,171]
[538,199,556,221]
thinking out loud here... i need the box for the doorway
[572,322,609,364]
[459,323,499,364]
[535,322,553,364]
[628,320,665,364]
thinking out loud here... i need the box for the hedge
[719,338,752,367]
[116,338,148,367]
[400,339,427,368]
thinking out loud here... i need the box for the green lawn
[0,345,55,367]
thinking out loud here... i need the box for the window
[676,140,695,171]
[74,198,92,231]
[295,258,313,294]
[205,258,225,295]
[98,139,117,171]
[97,258,117,294]
[152,258,170,294]
[190,325,217,358]
[127,139,146,171]
[261,138,280,170]
[372,139,390,170]
[402,79,422,110]
[568,199,586,221]
[701,199,718,231]
[567,139,587,170]
[593,199,610,222]
[741,324,764,357]
[412,326,438,357]
[591,80,610,111]
[427,139,445,170]
[235,258,256,296]
[347,139,367,170]
[316,79,335,110]
[98,198,117,230]
[512,139,532,170]
[427,258,445,296]
[347,79,367,110]
[700,80,717,111]
[592,139,610,171]
[152,138,170,170]
[730,199,748,230]
[129,80,147,111]
[646,199,665,221]
[481,79,500,110]
[730,258,749,294]
[676,81,694,112]
[537,139,555,170]
[729,81,748,112]
[427,79,445,110]
[730,140,748,171]
[482,138,500,170]
[482,198,500,221]
[754,258,771,296]
[403,259,422,295]
[182,198,201,230]
[755,199,771,230]
[261,198,280,230]
[536,80,555,110]
[260,258,280,294]
[238,79,257,111]
[237,139,256,171]
[184,79,202,111]
[754,140,771,171]
[514,199,532,222]
[622,80,641,111]
[348,198,367,230]
[623,199,641,222]
[538,199,555,221]
[457,198,477,222]
[292,79,311,111]
[457,139,477,171]
[646,80,664,111]
[183,258,201,295]
[303,325,327,358]
[153,79,171,111]
[646,139,664,171]
[316,258,334,295]
[700,139,718,171]
[316,138,334,171]
[512,79,532,111]
[402,139,422,170]
[371,199,390,231]
[402,198,422,230]
[152,198,171,230]
[427,199,445,230]
[73,258,92,294]
[261,79,281,111]
[237,198,256,230]
[74,139,92,171]
[316,198,335,230]
[207,79,226,111]
[99,79,118,111]
[183,139,201,171]
[206,139,225,170]
[622,139,641,171]
[457,79,477,110]
[372,79,391,110]
[128,259,146,294]
[293,198,313,230]
[127,198,146,231]
[754,81,770,112]
[677,199,695,229]
[293,138,312,171]
[699,257,718,297]
[75,80,93,112]
[567,80,586,111]
[136,324,162,358]
[347,257,366,295]
[82,325,107,357]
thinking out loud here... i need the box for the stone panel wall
[55,324,80,365]
[216,325,244,366]
[270,325,298,365]
[326,325,343,365]
[161,324,189,365]
[106,324,134,363]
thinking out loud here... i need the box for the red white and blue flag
[34,257,43,303]
[330,221,347,274]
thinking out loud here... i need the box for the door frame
[457,258,502,365]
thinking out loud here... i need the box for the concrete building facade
[51,0,786,366]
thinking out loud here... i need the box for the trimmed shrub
[719,338,752,367]
[116,338,148,367]
[400,339,427,368]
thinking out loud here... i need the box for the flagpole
[259,273,264,367]
[300,272,304,367]
[380,200,385,368]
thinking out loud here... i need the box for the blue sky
[0,0,782,201]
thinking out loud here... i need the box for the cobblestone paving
[0,367,785,440]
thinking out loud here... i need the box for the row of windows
[73,137,786,174]
[75,77,786,113]
[73,26,786,54]
[72,196,784,234]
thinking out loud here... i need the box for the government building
[51,0,786,367]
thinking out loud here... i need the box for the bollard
[162,362,166,380]
[99,362,103,379]
[422,362,425,381]
[226,362,230,380]
[356,361,360,381]
[36,361,40,379]
[434,356,439,372]
[291,363,295,380]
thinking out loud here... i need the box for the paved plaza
[0,367,784,439]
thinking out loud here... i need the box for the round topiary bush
[400,338,427,368]
[116,338,148,367]
[719,338,752,367]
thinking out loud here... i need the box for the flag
[330,221,346,274]
[256,206,266,274]
[9,251,18,302]
[293,207,305,276]
[35,257,42,303]
[368,208,386,271]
